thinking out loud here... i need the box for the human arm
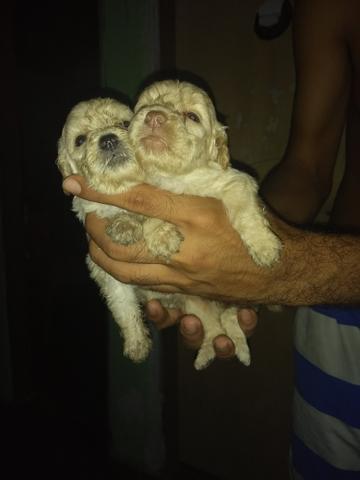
[63,177,360,305]
[261,0,351,223]
[167,0,355,350]
[144,0,354,348]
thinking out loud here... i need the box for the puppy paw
[223,328,250,366]
[106,213,144,245]
[143,218,184,261]
[194,342,216,370]
[220,307,251,366]
[248,232,282,267]
[123,335,152,363]
[234,342,251,366]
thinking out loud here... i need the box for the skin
[63,177,360,306]
[261,0,359,227]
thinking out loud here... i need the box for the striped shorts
[291,306,360,479]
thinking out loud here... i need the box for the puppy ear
[215,127,230,169]
[56,135,76,178]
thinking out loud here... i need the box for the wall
[100,0,167,474]
[174,1,329,478]
[176,0,294,179]
[175,1,346,477]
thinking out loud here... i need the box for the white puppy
[57,98,182,362]
[57,88,281,370]
[127,80,282,368]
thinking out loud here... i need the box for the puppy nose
[145,110,167,128]
[99,133,119,151]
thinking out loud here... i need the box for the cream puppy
[57,97,182,362]
[58,90,281,370]
[127,80,282,368]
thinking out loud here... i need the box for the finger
[213,335,236,359]
[63,176,193,224]
[88,239,184,289]
[145,300,183,330]
[179,315,204,349]
[237,308,258,338]
[62,176,83,195]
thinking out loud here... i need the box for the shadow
[2,0,111,476]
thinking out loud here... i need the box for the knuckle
[130,270,152,286]
[192,213,210,228]
[128,192,148,211]
[185,250,209,271]
[105,240,120,259]
[191,208,220,230]
[164,196,177,216]
[88,241,101,262]
[131,242,147,263]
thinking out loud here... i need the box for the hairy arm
[63,178,360,306]
[257,221,360,306]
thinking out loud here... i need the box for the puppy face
[129,80,230,175]
[57,98,143,193]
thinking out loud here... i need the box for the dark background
[1,1,175,479]
[1,2,296,479]
[1,1,111,478]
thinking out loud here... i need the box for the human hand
[146,300,258,358]
[62,175,282,305]
[63,175,360,307]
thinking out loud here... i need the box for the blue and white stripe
[291,306,360,479]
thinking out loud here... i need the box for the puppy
[57,97,182,362]
[127,80,282,369]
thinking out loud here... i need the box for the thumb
[62,175,188,223]
[62,175,83,195]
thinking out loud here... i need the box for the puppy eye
[75,134,86,147]
[115,120,130,130]
[185,112,200,123]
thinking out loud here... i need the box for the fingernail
[183,324,198,335]
[63,178,81,195]
[216,337,231,353]
[217,346,230,354]
[146,302,160,318]
[240,309,255,326]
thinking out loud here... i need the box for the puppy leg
[233,206,281,267]
[87,256,152,362]
[184,297,225,370]
[223,174,282,267]
[106,212,145,245]
[220,306,250,366]
[143,218,184,261]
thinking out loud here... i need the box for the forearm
[261,0,350,225]
[262,218,360,306]
[260,160,331,224]
[64,178,360,308]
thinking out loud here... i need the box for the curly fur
[57,84,282,370]
[57,98,182,362]
[126,80,283,368]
